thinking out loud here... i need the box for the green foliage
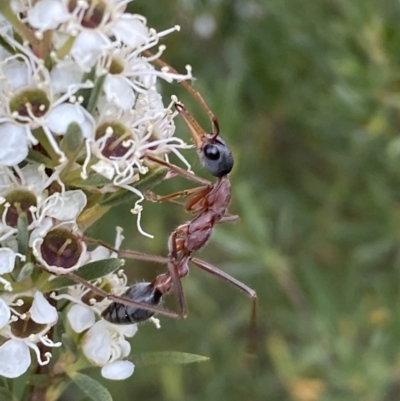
[131,352,209,367]
[69,373,113,401]
[43,258,123,292]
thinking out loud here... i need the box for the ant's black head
[199,136,234,177]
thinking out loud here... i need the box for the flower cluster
[0,0,193,384]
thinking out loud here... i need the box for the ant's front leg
[146,154,211,186]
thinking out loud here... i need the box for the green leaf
[17,213,29,256]
[0,387,14,401]
[29,374,50,388]
[61,333,78,355]
[86,74,106,113]
[60,123,84,161]
[100,166,168,207]
[69,173,113,188]
[26,149,55,167]
[16,263,35,282]
[42,258,123,292]
[70,373,113,401]
[131,352,209,367]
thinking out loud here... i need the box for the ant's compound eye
[200,138,234,177]
[203,144,220,160]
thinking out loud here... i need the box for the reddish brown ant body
[100,76,257,326]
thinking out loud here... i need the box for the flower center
[96,122,133,158]
[109,58,124,75]
[10,296,46,337]
[40,229,82,269]
[9,89,50,123]
[68,0,108,29]
[2,190,37,228]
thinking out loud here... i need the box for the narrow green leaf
[26,149,55,167]
[42,258,122,292]
[69,173,113,188]
[61,333,78,355]
[17,213,29,256]
[60,123,84,161]
[131,352,209,367]
[86,74,106,113]
[0,387,14,401]
[76,69,96,109]
[70,373,113,401]
[16,263,35,282]
[100,166,168,207]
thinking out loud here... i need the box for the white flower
[0,290,61,378]
[0,123,29,166]
[68,304,96,333]
[0,339,31,378]
[30,291,58,325]
[101,360,134,380]
[82,320,137,379]
[27,0,69,31]
[0,248,25,291]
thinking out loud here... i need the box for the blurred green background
[75,0,400,400]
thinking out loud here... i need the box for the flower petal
[30,292,58,325]
[0,124,29,166]
[0,298,10,329]
[71,31,109,71]
[82,321,112,366]
[101,360,134,380]
[27,0,69,30]
[67,304,95,333]
[0,340,31,378]
[0,248,17,275]
[44,190,87,221]
[104,75,135,111]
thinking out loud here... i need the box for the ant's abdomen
[102,282,162,324]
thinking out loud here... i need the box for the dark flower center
[2,190,37,228]
[9,89,50,123]
[96,122,133,158]
[40,229,82,269]
[10,296,47,337]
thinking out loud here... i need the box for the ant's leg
[65,272,182,319]
[147,185,212,215]
[144,51,219,135]
[79,235,168,264]
[145,186,209,204]
[190,257,257,325]
[146,154,211,186]
[218,214,239,224]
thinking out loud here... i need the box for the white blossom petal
[90,246,111,262]
[2,59,29,89]
[67,304,95,333]
[101,360,134,380]
[91,160,116,180]
[0,298,10,329]
[50,60,83,93]
[104,75,135,110]
[27,0,69,30]
[71,31,109,71]
[0,124,29,166]
[47,103,85,135]
[0,340,31,378]
[44,190,87,221]
[0,248,17,275]
[30,292,58,325]
[111,15,149,48]
[82,321,112,366]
